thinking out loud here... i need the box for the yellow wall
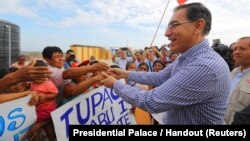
[70,45,111,61]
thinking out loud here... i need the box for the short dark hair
[66,49,74,54]
[42,46,63,60]
[138,62,149,71]
[239,37,250,47]
[0,68,10,79]
[110,65,120,68]
[153,60,164,68]
[125,61,135,70]
[174,2,212,35]
[34,60,47,67]
[89,60,99,66]
[8,67,18,72]
[169,52,179,58]
[229,42,236,50]
[134,51,140,55]
[0,67,18,79]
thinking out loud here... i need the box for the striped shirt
[113,39,231,124]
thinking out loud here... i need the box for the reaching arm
[62,67,91,79]
[127,48,136,62]
[0,74,16,90]
[63,73,105,98]
[128,62,174,86]
[152,46,163,59]
[142,50,148,63]
[0,66,51,90]
[0,91,30,104]
[38,93,57,103]
[112,49,121,63]
[113,63,218,113]
[62,62,109,79]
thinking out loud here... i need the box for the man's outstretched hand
[100,71,118,88]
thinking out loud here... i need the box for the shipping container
[70,45,111,61]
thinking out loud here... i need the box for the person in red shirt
[27,60,58,141]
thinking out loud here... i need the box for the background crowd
[0,2,249,141]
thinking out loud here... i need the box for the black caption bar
[69,125,250,140]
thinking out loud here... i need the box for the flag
[177,0,187,5]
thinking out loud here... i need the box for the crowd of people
[0,2,250,141]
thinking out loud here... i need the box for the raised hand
[11,66,52,82]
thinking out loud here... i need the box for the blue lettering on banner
[102,88,114,109]
[110,88,119,100]
[0,116,4,137]
[91,106,115,125]
[60,107,73,138]
[8,108,25,131]
[0,107,34,141]
[91,92,102,116]
[77,100,90,124]
[116,112,131,125]
[13,124,32,141]
[59,88,131,138]
[118,100,127,115]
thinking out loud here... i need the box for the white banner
[51,86,136,141]
[0,95,37,141]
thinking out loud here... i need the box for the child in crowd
[152,60,164,72]
[125,61,136,86]
[125,62,153,125]
[137,62,149,72]
[151,60,164,124]
[26,60,58,141]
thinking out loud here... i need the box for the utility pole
[5,25,11,66]
[126,39,128,48]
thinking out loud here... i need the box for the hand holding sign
[28,91,39,106]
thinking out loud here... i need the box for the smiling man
[42,46,109,107]
[225,37,250,124]
[101,2,231,124]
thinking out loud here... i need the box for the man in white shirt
[112,48,135,69]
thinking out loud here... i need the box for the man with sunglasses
[11,55,26,68]
[101,3,230,124]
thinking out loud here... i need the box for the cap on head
[78,60,90,67]
[71,60,90,67]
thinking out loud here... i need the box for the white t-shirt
[48,65,70,87]
[115,57,133,70]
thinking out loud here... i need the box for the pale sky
[0,0,249,52]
